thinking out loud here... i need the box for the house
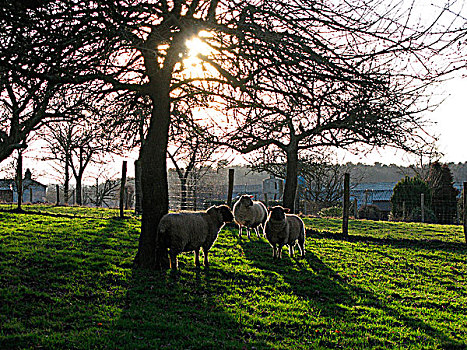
[0,169,47,203]
[262,176,284,201]
[350,182,396,219]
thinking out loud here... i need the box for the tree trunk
[283,148,299,213]
[76,175,82,205]
[16,152,23,211]
[134,84,171,270]
[180,177,188,210]
[64,154,70,204]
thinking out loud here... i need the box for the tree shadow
[308,229,467,255]
[241,238,465,349]
[108,266,272,349]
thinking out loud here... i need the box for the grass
[0,208,466,349]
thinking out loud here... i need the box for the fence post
[421,193,425,223]
[227,169,235,207]
[463,182,467,244]
[56,184,60,205]
[342,173,350,237]
[354,199,358,219]
[119,161,127,218]
[16,152,23,211]
[402,201,406,221]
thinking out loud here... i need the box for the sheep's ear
[284,208,291,213]
[268,207,273,211]
[249,195,254,198]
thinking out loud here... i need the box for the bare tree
[168,107,226,210]
[0,2,91,162]
[84,172,121,208]
[221,2,467,212]
[43,113,122,205]
[3,0,466,268]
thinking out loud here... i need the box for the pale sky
[337,77,467,166]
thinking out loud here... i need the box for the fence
[2,167,467,241]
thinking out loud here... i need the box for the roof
[0,178,46,190]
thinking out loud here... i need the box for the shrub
[427,162,459,224]
[318,205,342,218]
[390,177,431,222]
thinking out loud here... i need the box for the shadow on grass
[308,229,467,255]
[241,238,465,349]
[108,267,270,349]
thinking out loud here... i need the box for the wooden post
[342,173,350,237]
[463,182,467,244]
[264,193,269,207]
[29,188,33,203]
[402,201,406,221]
[56,184,60,205]
[421,193,425,223]
[227,169,235,208]
[119,161,127,218]
[16,152,23,211]
[354,199,358,219]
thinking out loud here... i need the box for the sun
[182,32,214,75]
[186,37,210,58]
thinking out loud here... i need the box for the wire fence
[2,170,467,233]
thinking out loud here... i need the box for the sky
[337,77,467,166]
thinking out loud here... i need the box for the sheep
[156,205,234,270]
[233,194,268,239]
[265,206,306,259]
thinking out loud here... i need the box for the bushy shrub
[318,206,342,218]
[427,162,459,224]
[358,204,381,221]
[390,177,431,222]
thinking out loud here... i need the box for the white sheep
[265,206,306,259]
[233,195,268,239]
[156,205,234,270]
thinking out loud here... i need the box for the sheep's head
[239,195,254,207]
[268,206,290,222]
[208,205,234,223]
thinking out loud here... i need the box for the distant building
[0,169,46,203]
[262,176,284,201]
[233,184,264,200]
[350,182,396,218]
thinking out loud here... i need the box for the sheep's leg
[254,226,260,238]
[298,241,305,257]
[278,245,283,259]
[194,248,200,267]
[169,252,178,270]
[289,245,294,257]
[272,244,277,259]
[238,225,242,238]
[247,227,251,239]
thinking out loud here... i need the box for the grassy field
[0,208,466,349]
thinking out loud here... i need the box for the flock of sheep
[157,194,306,270]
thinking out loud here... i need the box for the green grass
[0,203,134,218]
[1,208,466,349]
